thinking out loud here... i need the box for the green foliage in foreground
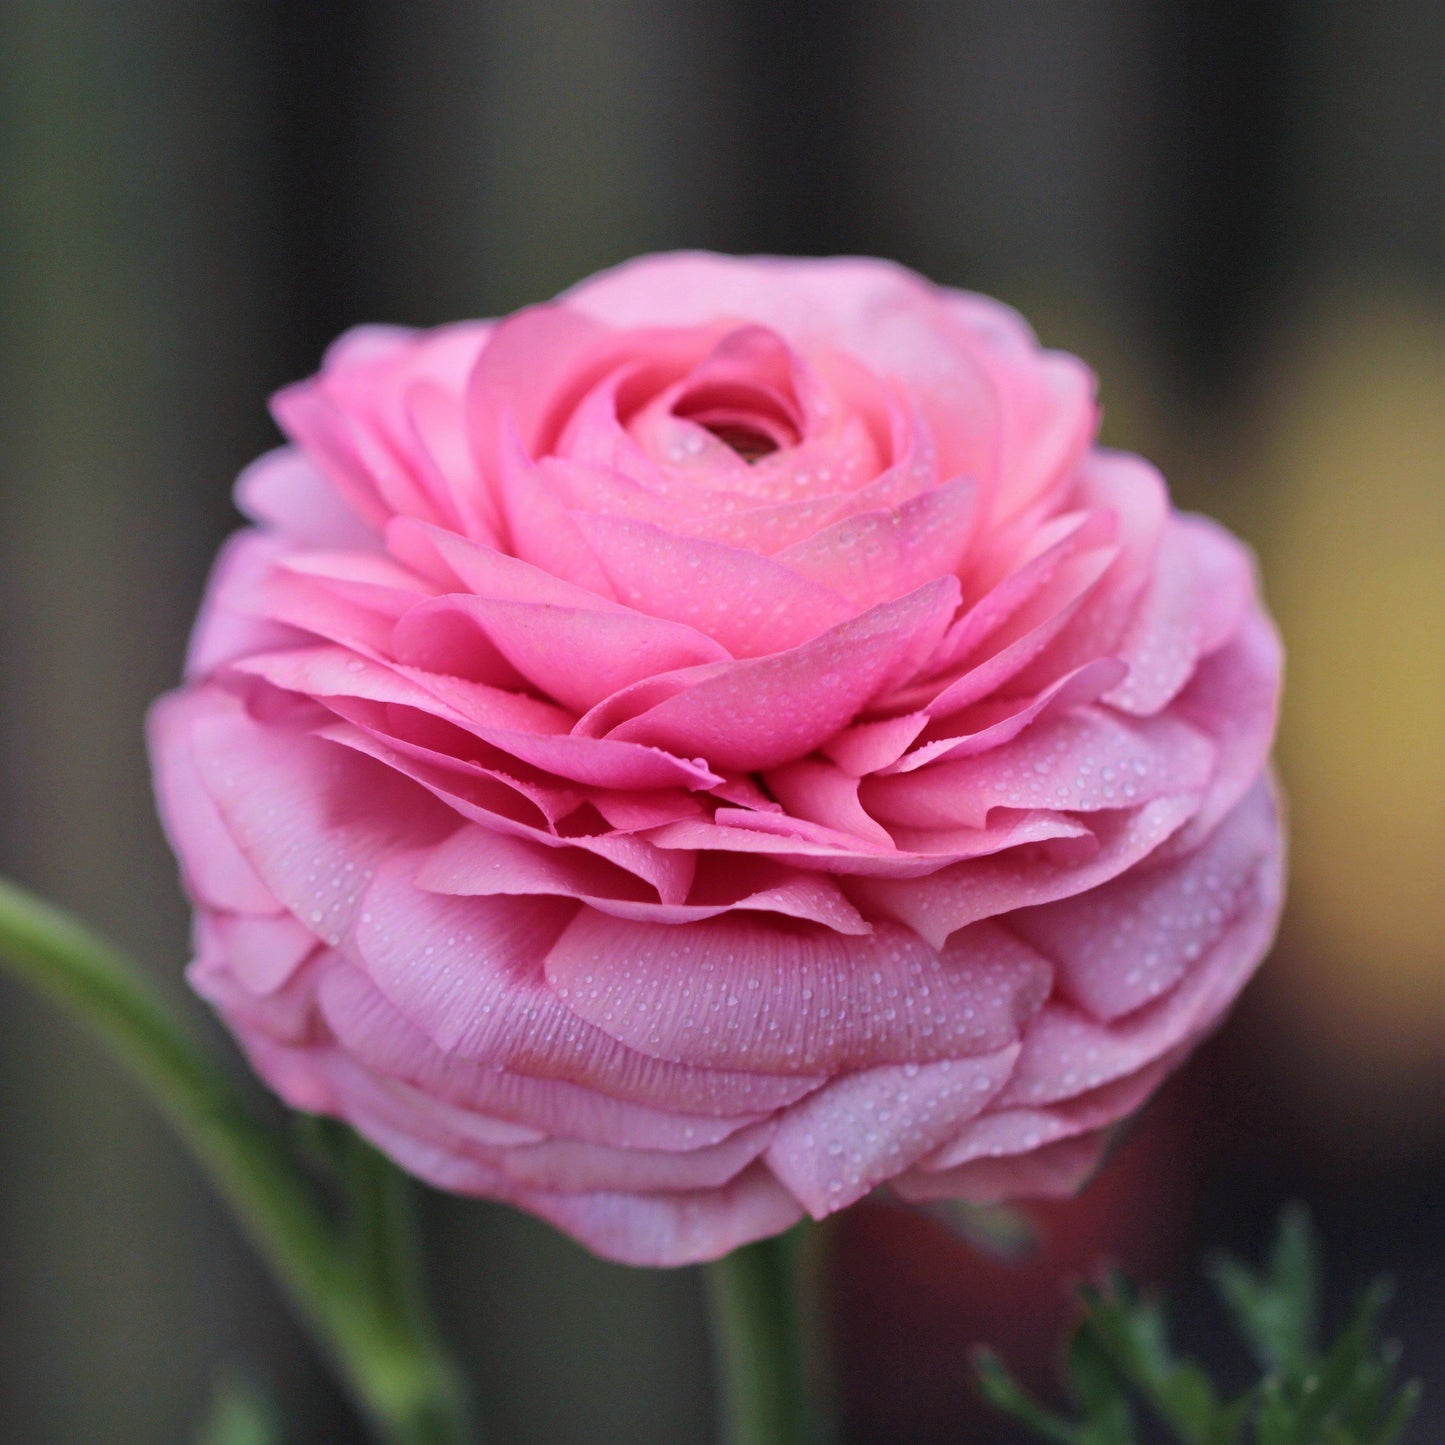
[974,1207,1421,1445]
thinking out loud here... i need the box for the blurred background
[0,3,1439,1441]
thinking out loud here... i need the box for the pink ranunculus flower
[150,254,1283,1266]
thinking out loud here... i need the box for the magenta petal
[571,510,854,655]
[764,759,896,848]
[765,1045,1019,1215]
[776,480,980,612]
[606,578,961,771]
[544,912,1051,1073]
[398,593,727,715]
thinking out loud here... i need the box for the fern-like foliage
[973,1207,1421,1445]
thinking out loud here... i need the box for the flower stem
[0,875,475,1445]
[704,1225,818,1445]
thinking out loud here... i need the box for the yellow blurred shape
[1264,287,1444,1107]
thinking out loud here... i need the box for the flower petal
[765,1045,1019,1215]
[544,911,1051,1073]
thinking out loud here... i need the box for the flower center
[696,421,782,463]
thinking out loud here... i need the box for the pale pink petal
[822,712,932,776]
[880,811,1096,861]
[880,658,1126,774]
[765,1045,1019,1215]
[238,644,722,793]
[1163,608,1282,853]
[1100,517,1251,716]
[566,253,1005,490]
[201,912,317,995]
[414,825,671,906]
[148,689,282,915]
[216,533,399,658]
[1013,784,1273,1020]
[863,708,1216,831]
[498,1118,777,1194]
[920,1047,1187,1172]
[353,860,829,1112]
[944,508,1117,664]
[995,788,1283,1108]
[187,943,320,1048]
[544,912,1050,1073]
[417,823,870,933]
[851,792,1201,948]
[1005,450,1168,684]
[235,447,379,550]
[315,960,811,1136]
[517,1164,806,1267]
[185,532,318,678]
[190,710,455,947]
[491,417,617,594]
[908,541,1119,716]
[891,1129,1110,1205]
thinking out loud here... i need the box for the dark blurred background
[0,3,1440,1441]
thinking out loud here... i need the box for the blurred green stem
[0,875,475,1445]
[705,1225,818,1445]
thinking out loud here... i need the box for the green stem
[704,1226,816,1445]
[0,875,474,1445]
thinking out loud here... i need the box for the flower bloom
[151,254,1283,1265]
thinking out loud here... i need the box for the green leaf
[1065,1328,1137,1445]
[0,875,475,1445]
[195,1370,284,1445]
[1291,1280,1393,1439]
[1077,1276,1223,1444]
[973,1348,1084,1445]
[973,1207,1424,1445]
[1368,1379,1422,1445]
[925,1199,1038,1259]
[1207,1205,1318,1380]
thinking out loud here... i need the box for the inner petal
[627,326,806,467]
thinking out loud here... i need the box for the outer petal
[148,689,285,916]
[544,912,1051,1074]
[764,1045,1020,1215]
